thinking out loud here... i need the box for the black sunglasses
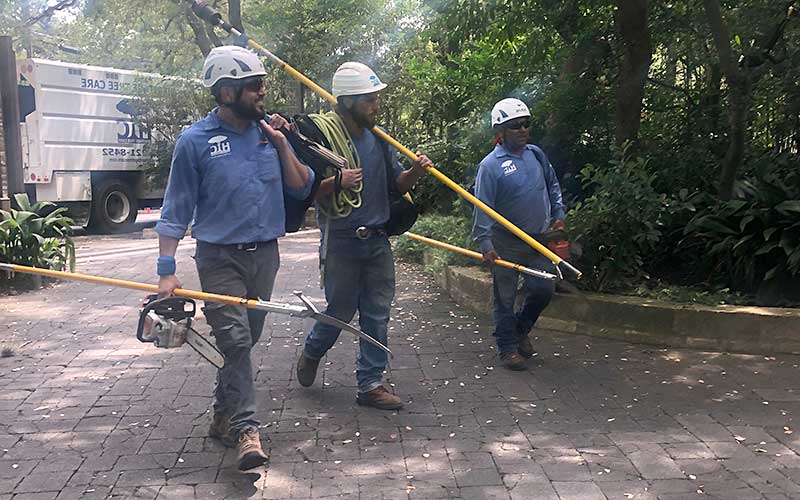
[504,119,531,130]
[240,77,265,92]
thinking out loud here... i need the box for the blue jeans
[491,232,555,354]
[303,234,394,393]
[195,240,279,436]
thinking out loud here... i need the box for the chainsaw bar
[186,327,225,369]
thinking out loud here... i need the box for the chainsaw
[136,294,225,368]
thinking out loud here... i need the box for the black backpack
[281,114,337,232]
[284,115,417,235]
[376,135,418,236]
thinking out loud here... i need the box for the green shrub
[684,162,800,299]
[568,150,675,292]
[393,214,474,271]
[0,193,75,272]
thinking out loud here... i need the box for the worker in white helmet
[294,62,433,410]
[472,98,566,371]
[155,45,314,470]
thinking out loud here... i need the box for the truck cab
[16,58,164,232]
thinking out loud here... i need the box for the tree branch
[205,23,223,47]
[646,77,697,106]
[745,2,798,69]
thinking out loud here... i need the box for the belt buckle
[238,242,258,251]
[355,226,370,240]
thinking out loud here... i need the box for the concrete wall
[437,263,800,356]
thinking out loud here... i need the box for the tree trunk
[702,0,749,200]
[297,81,305,114]
[543,36,610,176]
[719,82,749,199]
[229,0,243,33]
[184,4,213,56]
[613,0,652,151]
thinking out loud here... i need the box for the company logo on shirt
[501,159,517,175]
[208,135,231,158]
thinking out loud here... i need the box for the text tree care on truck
[16,58,164,232]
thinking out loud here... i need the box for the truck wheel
[91,180,137,233]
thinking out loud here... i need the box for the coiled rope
[309,111,362,218]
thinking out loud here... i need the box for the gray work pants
[194,240,279,437]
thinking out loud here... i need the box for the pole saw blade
[294,292,393,357]
[186,328,225,369]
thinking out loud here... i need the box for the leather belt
[330,226,387,240]
[197,240,274,252]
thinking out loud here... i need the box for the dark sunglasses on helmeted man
[240,77,265,92]
[504,119,531,130]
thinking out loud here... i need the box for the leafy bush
[568,150,677,292]
[684,162,800,300]
[0,194,75,272]
[131,76,213,189]
[393,214,474,271]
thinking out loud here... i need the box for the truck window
[18,84,35,120]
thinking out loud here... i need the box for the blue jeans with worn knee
[195,240,279,437]
[491,232,556,354]
[303,234,394,393]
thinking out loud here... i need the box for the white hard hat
[201,46,267,88]
[332,62,388,99]
[491,98,530,127]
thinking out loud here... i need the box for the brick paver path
[2,231,800,499]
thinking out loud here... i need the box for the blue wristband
[157,256,176,277]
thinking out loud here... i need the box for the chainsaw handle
[136,295,196,343]
[137,294,161,343]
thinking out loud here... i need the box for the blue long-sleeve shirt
[472,143,565,253]
[155,109,314,244]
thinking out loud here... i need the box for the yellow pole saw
[184,0,582,281]
[0,263,393,362]
[405,232,557,281]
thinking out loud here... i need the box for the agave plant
[0,193,75,272]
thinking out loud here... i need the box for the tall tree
[703,0,797,199]
[614,0,652,149]
[229,0,243,32]
[702,0,750,200]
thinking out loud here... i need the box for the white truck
[16,58,164,232]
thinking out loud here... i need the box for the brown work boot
[356,385,404,410]
[296,352,320,387]
[209,412,234,448]
[500,351,527,371]
[518,335,538,359]
[236,427,269,471]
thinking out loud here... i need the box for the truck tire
[91,179,137,233]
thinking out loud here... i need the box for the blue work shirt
[155,109,314,244]
[319,128,403,231]
[472,143,565,253]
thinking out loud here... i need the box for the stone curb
[435,263,800,355]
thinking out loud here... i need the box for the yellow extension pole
[405,232,557,281]
[0,262,251,306]
[0,262,394,354]
[183,1,581,279]
[249,36,580,279]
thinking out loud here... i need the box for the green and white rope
[308,111,363,219]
